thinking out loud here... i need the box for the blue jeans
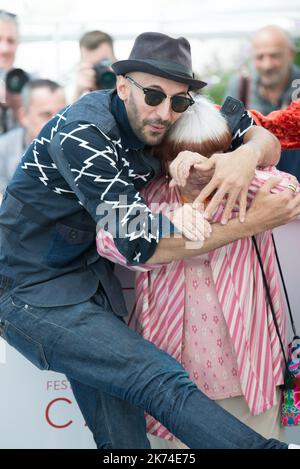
[0,287,288,449]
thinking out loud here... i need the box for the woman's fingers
[204,220,212,238]
[221,188,240,225]
[167,203,212,242]
[258,176,282,193]
[193,158,215,172]
[169,152,210,187]
[183,205,210,241]
[183,225,203,241]
[193,179,219,208]
[238,189,248,223]
[170,204,211,241]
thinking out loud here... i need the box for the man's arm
[243,125,281,166]
[147,177,300,264]
[57,122,179,265]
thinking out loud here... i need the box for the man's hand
[74,62,97,100]
[247,176,300,233]
[192,145,259,224]
[190,126,281,225]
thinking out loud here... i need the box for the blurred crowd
[0,8,299,195]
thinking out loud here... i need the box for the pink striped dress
[96,167,295,440]
[181,254,242,400]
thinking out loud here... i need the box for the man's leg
[68,378,151,449]
[0,291,288,449]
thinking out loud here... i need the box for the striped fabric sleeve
[248,167,299,199]
[96,228,165,272]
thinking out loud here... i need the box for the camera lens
[98,70,116,89]
[94,61,116,90]
[6,68,30,94]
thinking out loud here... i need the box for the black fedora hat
[112,32,207,91]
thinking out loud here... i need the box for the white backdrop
[0,221,299,448]
[1,0,300,88]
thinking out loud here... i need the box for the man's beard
[126,95,172,146]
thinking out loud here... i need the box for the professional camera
[0,68,29,134]
[5,68,30,94]
[93,59,116,90]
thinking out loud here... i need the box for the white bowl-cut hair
[167,95,230,145]
[153,95,232,171]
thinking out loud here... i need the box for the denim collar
[111,91,145,151]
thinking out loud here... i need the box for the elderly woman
[96,96,299,447]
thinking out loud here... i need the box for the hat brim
[111,59,207,91]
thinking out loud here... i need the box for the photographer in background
[0,9,25,135]
[69,30,117,103]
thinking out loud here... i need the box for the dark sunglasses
[126,75,194,113]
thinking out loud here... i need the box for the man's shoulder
[64,90,117,136]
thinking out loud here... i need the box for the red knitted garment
[250,100,300,150]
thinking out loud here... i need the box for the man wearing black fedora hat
[0,31,298,449]
[111,31,283,227]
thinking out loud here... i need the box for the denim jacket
[0,91,246,315]
[0,90,162,315]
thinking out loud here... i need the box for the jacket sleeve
[58,121,177,265]
[230,110,256,150]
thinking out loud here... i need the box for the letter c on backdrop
[45,397,73,429]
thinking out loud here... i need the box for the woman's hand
[169,151,210,188]
[166,204,212,244]
[192,146,259,224]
